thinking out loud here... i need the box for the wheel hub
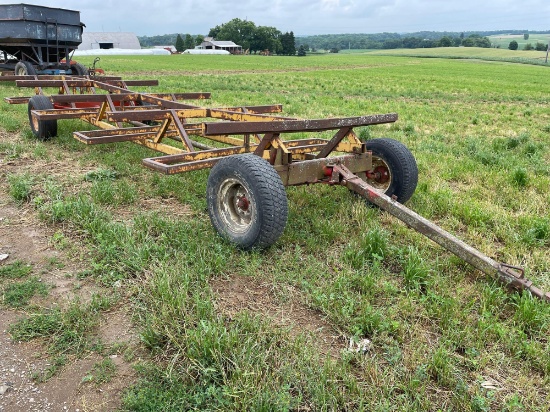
[366,157,392,192]
[218,178,254,233]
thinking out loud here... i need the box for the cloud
[11,0,550,36]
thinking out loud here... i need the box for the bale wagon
[1,72,548,303]
[0,3,86,76]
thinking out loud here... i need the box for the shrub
[509,40,518,50]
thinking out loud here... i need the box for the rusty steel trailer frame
[3,74,549,303]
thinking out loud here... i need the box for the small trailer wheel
[365,138,418,203]
[207,154,288,250]
[28,95,57,140]
[14,61,36,76]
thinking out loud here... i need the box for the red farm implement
[2,73,548,303]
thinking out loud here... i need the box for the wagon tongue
[329,163,550,303]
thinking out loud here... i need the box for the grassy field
[1,53,550,411]
[369,46,549,66]
[488,33,550,50]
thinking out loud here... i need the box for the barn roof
[209,40,239,47]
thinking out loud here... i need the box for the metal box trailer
[0,4,84,75]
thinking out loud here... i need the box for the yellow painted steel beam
[88,119,117,130]
[135,139,184,155]
[203,135,245,146]
[155,118,171,143]
[271,136,289,153]
[208,109,288,122]
[334,142,364,153]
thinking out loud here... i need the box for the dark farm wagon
[0,3,86,76]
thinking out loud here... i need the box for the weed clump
[84,168,119,181]
[2,277,48,307]
[8,173,33,203]
[0,260,32,279]
[343,227,388,269]
[511,167,529,188]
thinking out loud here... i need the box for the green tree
[438,36,452,47]
[250,25,282,54]
[509,40,519,50]
[297,45,307,56]
[402,37,421,48]
[195,35,204,47]
[209,18,256,50]
[175,34,184,52]
[524,32,529,40]
[524,43,534,50]
[535,42,547,51]
[280,31,296,55]
[183,34,194,50]
[474,37,491,48]
[461,37,475,47]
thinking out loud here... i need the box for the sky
[6,0,550,36]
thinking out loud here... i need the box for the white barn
[197,37,242,54]
[80,32,141,50]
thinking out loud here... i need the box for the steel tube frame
[2,74,548,302]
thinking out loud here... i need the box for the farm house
[197,37,242,54]
[80,32,140,50]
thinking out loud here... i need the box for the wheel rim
[366,156,392,193]
[31,112,39,131]
[217,178,254,234]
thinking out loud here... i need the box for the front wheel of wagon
[364,138,418,204]
[207,154,288,250]
[28,95,57,141]
[14,61,37,76]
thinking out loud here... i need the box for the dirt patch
[98,307,138,346]
[0,189,101,306]
[0,189,137,411]
[113,196,194,225]
[210,275,346,358]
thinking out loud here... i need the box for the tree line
[208,18,295,55]
[138,18,296,55]
[138,27,550,54]
[295,33,494,51]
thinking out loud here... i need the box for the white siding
[80,32,141,50]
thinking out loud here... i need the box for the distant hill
[138,30,550,50]
[294,30,550,51]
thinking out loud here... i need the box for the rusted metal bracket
[331,163,550,303]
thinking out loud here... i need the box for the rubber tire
[28,95,57,140]
[136,101,156,125]
[365,138,418,204]
[14,61,37,76]
[70,62,88,76]
[207,154,288,250]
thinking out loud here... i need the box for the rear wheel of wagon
[14,61,37,76]
[28,95,57,140]
[364,138,418,204]
[70,62,88,76]
[207,154,288,250]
